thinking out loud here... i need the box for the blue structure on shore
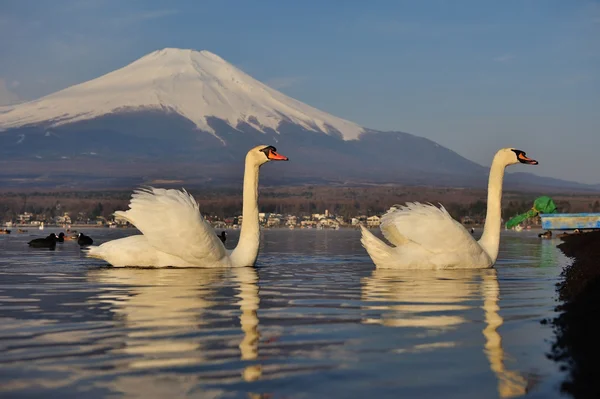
[541,213,600,230]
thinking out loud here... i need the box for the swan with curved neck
[86,145,288,267]
[360,148,538,269]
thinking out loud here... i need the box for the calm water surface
[0,228,567,398]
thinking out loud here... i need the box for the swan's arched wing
[114,187,227,264]
[380,202,479,254]
[380,220,411,246]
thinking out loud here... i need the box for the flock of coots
[27,232,94,249]
[24,230,222,250]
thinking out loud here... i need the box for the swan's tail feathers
[360,225,396,268]
[83,245,103,260]
[113,210,132,224]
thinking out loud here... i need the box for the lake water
[0,228,567,398]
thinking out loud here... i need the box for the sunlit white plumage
[361,203,492,269]
[360,148,539,269]
[85,145,288,267]
[99,188,228,266]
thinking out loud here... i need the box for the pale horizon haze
[1,0,598,184]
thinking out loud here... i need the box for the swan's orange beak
[268,150,289,161]
[517,152,538,165]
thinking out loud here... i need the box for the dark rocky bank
[549,230,600,398]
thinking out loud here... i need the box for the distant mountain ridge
[0,48,597,192]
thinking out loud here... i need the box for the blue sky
[1,0,599,184]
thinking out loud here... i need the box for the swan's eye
[259,146,276,159]
[259,146,288,161]
[513,149,538,165]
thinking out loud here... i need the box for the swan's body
[361,148,538,270]
[86,145,288,267]
[361,203,494,269]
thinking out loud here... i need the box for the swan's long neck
[230,158,260,267]
[478,155,507,263]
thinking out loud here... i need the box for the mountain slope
[0,48,364,140]
[0,48,595,192]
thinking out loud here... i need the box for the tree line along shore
[1,186,598,228]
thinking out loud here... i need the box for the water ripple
[0,228,567,398]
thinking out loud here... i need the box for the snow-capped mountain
[0,48,594,192]
[0,48,364,140]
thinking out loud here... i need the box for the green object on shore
[532,196,557,214]
[505,196,557,229]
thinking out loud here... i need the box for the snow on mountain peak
[0,48,364,140]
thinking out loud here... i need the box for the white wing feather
[380,202,478,253]
[114,187,227,265]
[380,208,411,247]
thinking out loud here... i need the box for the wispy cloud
[493,54,515,63]
[0,78,20,106]
[339,14,499,38]
[111,9,179,26]
[67,0,115,11]
[264,76,306,89]
[561,73,596,86]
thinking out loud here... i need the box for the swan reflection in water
[234,266,262,382]
[87,266,262,396]
[362,269,528,398]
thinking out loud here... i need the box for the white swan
[360,148,538,269]
[86,145,288,267]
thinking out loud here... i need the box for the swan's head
[499,148,538,166]
[248,145,289,166]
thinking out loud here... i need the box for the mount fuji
[0,48,364,141]
[0,48,593,191]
